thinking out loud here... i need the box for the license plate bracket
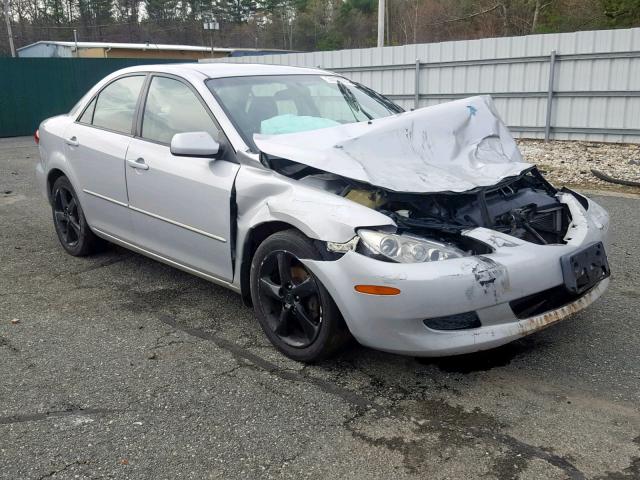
[560,241,610,295]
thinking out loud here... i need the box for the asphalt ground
[1,136,639,479]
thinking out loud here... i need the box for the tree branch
[425,4,501,27]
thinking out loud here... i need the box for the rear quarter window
[78,98,96,124]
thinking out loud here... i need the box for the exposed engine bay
[268,157,572,247]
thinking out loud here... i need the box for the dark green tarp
[0,58,188,138]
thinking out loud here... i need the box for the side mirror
[170,131,220,157]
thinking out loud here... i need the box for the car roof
[117,62,331,79]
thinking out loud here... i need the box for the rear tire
[51,176,103,256]
[250,230,351,362]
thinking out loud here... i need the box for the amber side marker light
[354,285,401,296]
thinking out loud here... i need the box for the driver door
[125,74,239,281]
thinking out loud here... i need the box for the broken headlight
[357,229,467,263]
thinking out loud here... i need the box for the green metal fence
[0,58,188,138]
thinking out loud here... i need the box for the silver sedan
[36,63,611,362]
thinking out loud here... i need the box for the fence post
[414,59,420,109]
[544,50,557,142]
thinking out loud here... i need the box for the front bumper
[303,193,610,356]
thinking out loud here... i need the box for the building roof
[17,41,237,53]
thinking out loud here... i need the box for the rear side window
[141,76,219,144]
[92,76,145,134]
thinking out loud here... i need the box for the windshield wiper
[337,81,374,121]
[355,82,404,113]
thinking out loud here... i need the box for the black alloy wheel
[250,230,352,362]
[53,184,81,248]
[51,176,102,256]
[257,250,323,348]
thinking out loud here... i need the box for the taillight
[34,129,40,145]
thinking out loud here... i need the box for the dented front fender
[233,164,395,244]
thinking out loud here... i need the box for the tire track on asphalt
[158,314,370,408]
[157,313,587,479]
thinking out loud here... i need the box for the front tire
[250,230,351,362]
[51,176,102,256]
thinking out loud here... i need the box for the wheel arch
[232,164,394,304]
[46,168,68,204]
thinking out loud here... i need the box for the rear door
[64,74,146,241]
[124,74,240,281]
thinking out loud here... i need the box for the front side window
[206,75,403,151]
[92,75,145,134]
[142,76,219,145]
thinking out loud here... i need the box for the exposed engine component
[271,156,571,247]
[369,168,570,245]
[344,189,386,209]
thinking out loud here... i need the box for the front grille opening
[423,312,481,331]
[509,285,582,319]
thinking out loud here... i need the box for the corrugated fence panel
[0,58,187,137]
[204,27,640,143]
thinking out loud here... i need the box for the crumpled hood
[254,95,532,193]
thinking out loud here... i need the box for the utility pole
[3,0,16,57]
[203,17,219,59]
[73,29,78,57]
[377,0,385,48]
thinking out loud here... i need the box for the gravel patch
[517,139,640,193]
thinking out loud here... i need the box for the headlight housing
[357,229,467,263]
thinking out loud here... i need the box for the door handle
[127,157,149,170]
[65,136,79,147]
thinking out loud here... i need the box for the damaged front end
[242,94,610,355]
[254,95,577,256]
[291,171,611,355]
[264,162,573,260]
[346,166,571,252]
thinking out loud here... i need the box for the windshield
[206,74,403,151]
